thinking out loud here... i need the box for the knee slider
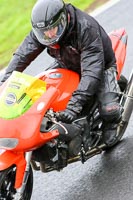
[100,103,122,122]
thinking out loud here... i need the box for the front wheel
[0,165,33,200]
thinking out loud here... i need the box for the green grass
[0,0,95,69]
[65,0,95,11]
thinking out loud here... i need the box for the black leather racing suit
[1,4,121,122]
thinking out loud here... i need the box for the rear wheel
[0,165,33,200]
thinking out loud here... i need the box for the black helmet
[31,0,67,46]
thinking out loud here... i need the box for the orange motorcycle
[0,28,132,199]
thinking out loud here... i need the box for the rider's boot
[102,121,120,146]
[103,123,117,146]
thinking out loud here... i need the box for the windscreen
[0,71,46,119]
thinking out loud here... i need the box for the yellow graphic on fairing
[0,71,46,119]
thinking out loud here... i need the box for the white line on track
[90,0,120,16]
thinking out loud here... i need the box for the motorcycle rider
[1,0,122,148]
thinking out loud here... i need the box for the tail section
[109,28,128,79]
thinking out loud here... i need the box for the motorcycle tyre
[0,165,33,200]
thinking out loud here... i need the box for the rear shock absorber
[121,70,133,123]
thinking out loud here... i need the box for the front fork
[14,151,33,199]
[0,149,32,198]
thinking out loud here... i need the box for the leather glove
[57,109,77,123]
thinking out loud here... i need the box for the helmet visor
[32,12,67,46]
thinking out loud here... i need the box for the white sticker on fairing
[0,149,6,155]
[37,102,45,111]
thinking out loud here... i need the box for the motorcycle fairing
[109,28,127,79]
[0,69,79,151]
[0,86,60,151]
[0,149,26,188]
